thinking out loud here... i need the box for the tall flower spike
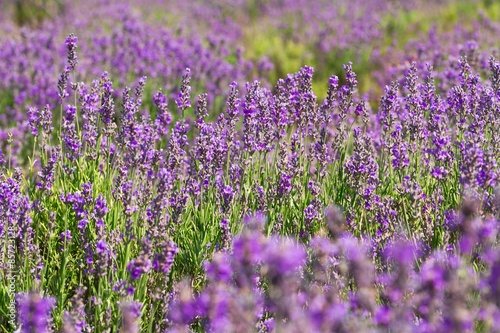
[40,105,53,137]
[99,72,116,133]
[65,33,78,71]
[176,68,192,116]
[343,61,358,90]
[489,56,500,95]
[62,104,82,162]
[27,107,40,137]
[194,93,209,130]
[57,34,78,100]
[153,91,171,136]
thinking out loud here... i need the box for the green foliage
[12,0,66,27]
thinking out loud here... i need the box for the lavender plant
[1,2,500,331]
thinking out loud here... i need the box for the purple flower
[152,241,178,274]
[343,62,358,89]
[57,34,78,99]
[60,230,72,242]
[36,147,60,192]
[62,104,82,162]
[65,34,78,71]
[221,185,234,214]
[304,204,319,229]
[324,205,346,240]
[153,91,171,136]
[94,194,108,219]
[175,68,192,114]
[264,237,306,278]
[27,107,40,137]
[40,105,53,137]
[17,293,55,333]
[328,75,339,88]
[219,218,231,249]
[127,257,152,281]
[98,72,115,133]
[277,173,292,197]
[205,253,233,284]
[119,301,142,333]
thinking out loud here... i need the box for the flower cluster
[1,2,500,331]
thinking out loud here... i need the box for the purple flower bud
[127,257,152,281]
[94,194,108,219]
[17,293,55,333]
[60,230,72,242]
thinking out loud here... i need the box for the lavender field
[2,0,500,332]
